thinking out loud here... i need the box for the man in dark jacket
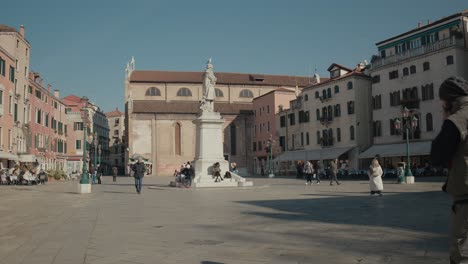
[431,77,468,264]
[132,157,146,194]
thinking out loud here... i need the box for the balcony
[401,98,420,109]
[320,117,333,126]
[371,37,463,69]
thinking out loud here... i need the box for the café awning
[275,147,353,161]
[359,141,431,159]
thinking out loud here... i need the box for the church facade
[125,58,309,176]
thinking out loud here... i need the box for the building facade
[125,58,310,176]
[361,10,468,168]
[276,64,372,171]
[106,107,126,174]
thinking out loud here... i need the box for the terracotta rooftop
[303,70,369,91]
[106,107,124,117]
[0,24,17,33]
[132,101,253,115]
[130,71,311,87]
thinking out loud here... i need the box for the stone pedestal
[77,183,91,194]
[191,111,252,188]
[406,176,415,184]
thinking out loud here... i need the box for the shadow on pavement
[237,191,450,234]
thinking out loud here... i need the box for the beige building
[361,10,468,168]
[106,107,126,174]
[276,63,372,170]
[125,58,310,176]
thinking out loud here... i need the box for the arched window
[215,88,224,97]
[327,88,332,98]
[334,85,340,93]
[347,81,353,90]
[239,89,253,98]
[316,131,321,144]
[306,132,310,145]
[145,87,161,96]
[328,128,333,145]
[426,113,433,132]
[403,67,409,76]
[322,90,326,99]
[304,94,308,101]
[230,124,237,155]
[447,55,454,65]
[337,128,341,142]
[322,107,327,120]
[423,61,430,71]
[350,126,355,140]
[327,105,333,120]
[410,65,416,74]
[315,91,319,98]
[177,87,192,97]
[316,109,320,120]
[175,123,181,155]
[411,87,418,99]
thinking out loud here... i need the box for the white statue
[201,58,217,112]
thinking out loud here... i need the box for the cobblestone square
[0,176,450,264]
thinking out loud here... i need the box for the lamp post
[78,97,91,193]
[98,144,102,174]
[266,135,275,178]
[394,107,418,184]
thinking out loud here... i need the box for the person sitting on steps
[212,162,223,182]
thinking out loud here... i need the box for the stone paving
[0,176,450,264]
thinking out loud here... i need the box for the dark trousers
[306,174,313,183]
[97,174,102,184]
[316,173,321,183]
[113,175,117,182]
[134,177,143,193]
[330,174,340,185]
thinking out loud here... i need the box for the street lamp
[266,134,275,178]
[393,107,419,184]
[93,132,98,173]
[78,97,91,193]
[98,144,102,173]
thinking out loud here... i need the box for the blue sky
[2,0,466,112]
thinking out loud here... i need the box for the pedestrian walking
[329,159,340,185]
[430,77,468,264]
[89,165,96,184]
[304,160,313,185]
[313,162,321,184]
[369,158,383,196]
[296,161,304,179]
[132,156,146,194]
[112,166,118,182]
[97,164,102,184]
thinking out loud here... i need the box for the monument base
[406,176,415,184]
[77,183,91,194]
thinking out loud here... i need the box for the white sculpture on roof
[200,58,217,112]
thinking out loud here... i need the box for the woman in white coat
[369,158,384,196]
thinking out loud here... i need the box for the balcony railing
[371,36,463,69]
[401,98,420,109]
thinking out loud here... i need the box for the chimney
[427,19,430,25]
[54,89,60,98]
[417,22,422,28]
[19,25,25,37]
[47,84,51,93]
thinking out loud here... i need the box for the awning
[18,154,37,162]
[359,141,431,159]
[275,147,353,161]
[0,152,18,160]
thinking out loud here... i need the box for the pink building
[0,45,17,168]
[28,72,68,170]
[252,88,297,174]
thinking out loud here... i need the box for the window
[8,96,12,114]
[304,94,308,101]
[390,119,396,135]
[422,83,434,101]
[253,142,257,152]
[145,87,161,96]
[258,141,262,151]
[315,91,319,98]
[372,75,381,84]
[347,81,353,90]
[230,125,236,155]
[301,132,304,146]
[337,128,341,142]
[426,113,433,132]
[73,122,84,131]
[327,105,333,121]
[175,123,181,155]
[306,132,309,145]
[390,91,401,106]
[288,113,295,126]
[373,95,382,110]
[267,122,270,132]
[298,111,309,123]
[316,131,320,144]
[334,104,341,117]
[403,67,409,76]
[13,103,17,122]
[9,66,15,82]
[0,90,3,105]
[239,89,253,98]
[334,85,340,93]
[76,140,82,150]
[0,57,5,76]
[28,86,32,94]
[35,90,41,99]
[322,107,327,120]
[327,88,332,98]
[410,65,416,74]
[373,121,382,137]
[350,126,355,140]
[389,70,399,80]
[347,101,355,115]
[215,88,223,97]
[279,136,285,151]
[280,116,286,127]
[176,87,192,97]
[316,109,320,120]
[36,109,42,124]
[447,55,454,65]
[322,90,326,99]
[423,62,430,71]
